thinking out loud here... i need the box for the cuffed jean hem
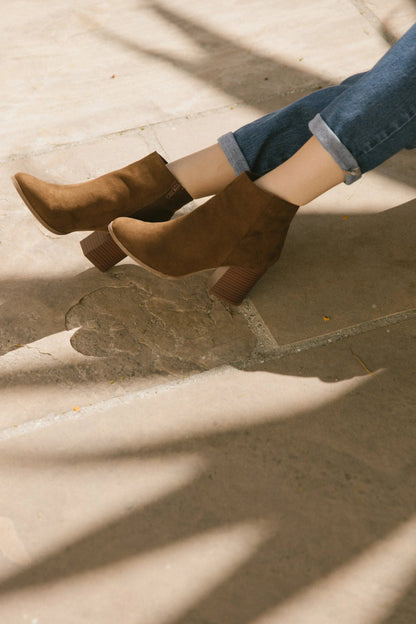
[218,132,251,176]
[309,114,361,185]
[219,117,363,184]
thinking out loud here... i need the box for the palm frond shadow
[1,360,415,622]
[84,0,332,114]
[81,1,416,189]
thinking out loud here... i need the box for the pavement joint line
[0,365,234,442]
[2,307,415,442]
[1,81,328,165]
[349,0,397,45]
[237,307,416,366]
[238,298,280,355]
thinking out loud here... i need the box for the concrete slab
[0,318,415,623]
[2,0,388,161]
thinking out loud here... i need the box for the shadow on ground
[2,194,416,387]
[84,0,334,114]
[1,6,416,621]
[80,0,416,194]
[0,337,415,622]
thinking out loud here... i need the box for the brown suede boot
[108,172,298,305]
[12,151,192,235]
[79,169,192,271]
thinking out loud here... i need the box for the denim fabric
[312,23,416,182]
[218,73,364,177]
[219,23,416,184]
[309,113,361,184]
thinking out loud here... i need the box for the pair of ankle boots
[12,152,298,305]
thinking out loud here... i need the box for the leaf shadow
[0,343,415,622]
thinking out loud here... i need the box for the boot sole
[108,223,265,305]
[11,175,64,235]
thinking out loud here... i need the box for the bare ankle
[167,144,236,199]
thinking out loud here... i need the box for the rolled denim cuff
[309,114,361,185]
[218,132,251,176]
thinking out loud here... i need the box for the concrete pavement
[1,1,416,622]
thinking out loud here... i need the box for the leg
[309,23,416,180]
[74,74,364,272]
[13,71,365,235]
[167,144,236,198]
[109,24,416,305]
[218,73,366,178]
[13,78,352,274]
[166,72,367,201]
[228,23,416,206]
[255,136,344,205]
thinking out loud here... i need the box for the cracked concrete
[1,1,416,623]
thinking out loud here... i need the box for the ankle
[167,144,236,199]
[254,175,301,206]
[254,136,345,206]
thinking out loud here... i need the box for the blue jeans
[219,23,416,185]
